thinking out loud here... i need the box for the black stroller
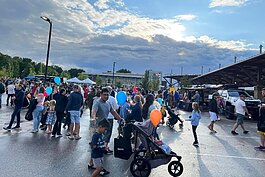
[166,106,183,129]
[114,120,183,177]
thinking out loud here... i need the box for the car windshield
[228,90,250,97]
[228,91,240,97]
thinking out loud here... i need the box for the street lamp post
[40,16,52,84]
[112,62,116,87]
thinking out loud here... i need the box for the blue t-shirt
[91,132,105,158]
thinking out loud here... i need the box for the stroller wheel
[134,150,146,160]
[130,158,151,177]
[168,161,183,176]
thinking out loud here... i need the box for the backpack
[0,83,5,94]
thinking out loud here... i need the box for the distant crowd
[0,77,265,176]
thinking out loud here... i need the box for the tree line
[0,52,85,79]
[0,52,161,90]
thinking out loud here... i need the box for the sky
[0,0,264,75]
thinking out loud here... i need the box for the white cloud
[174,15,197,21]
[209,0,248,8]
[0,0,258,75]
[197,35,249,51]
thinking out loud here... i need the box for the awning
[65,77,81,83]
[80,78,96,85]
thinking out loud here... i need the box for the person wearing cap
[3,84,25,130]
[231,94,250,135]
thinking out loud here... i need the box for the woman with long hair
[142,94,155,120]
[31,87,45,133]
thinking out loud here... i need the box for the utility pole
[112,61,116,87]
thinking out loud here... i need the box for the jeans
[7,106,22,128]
[33,105,44,130]
[104,119,113,143]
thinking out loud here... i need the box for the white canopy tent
[65,77,81,83]
[81,78,96,85]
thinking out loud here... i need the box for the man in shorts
[231,94,250,135]
[65,85,84,140]
[208,93,219,134]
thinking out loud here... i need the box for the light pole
[40,16,52,84]
[112,62,116,87]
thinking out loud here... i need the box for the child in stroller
[166,106,184,129]
[114,119,184,177]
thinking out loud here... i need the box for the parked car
[217,88,261,120]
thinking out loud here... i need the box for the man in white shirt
[231,94,250,135]
[104,86,119,154]
[6,82,15,106]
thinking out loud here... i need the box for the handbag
[30,99,38,111]
[114,136,132,160]
[25,110,33,121]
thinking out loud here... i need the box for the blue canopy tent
[24,76,35,79]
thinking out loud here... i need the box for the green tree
[141,70,150,90]
[78,72,88,80]
[60,71,70,79]
[68,68,85,78]
[52,65,63,75]
[35,63,45,75]
[116,69,131,73]
[47,66,58,76]
[95,75,103,86]
[149,74,160,91]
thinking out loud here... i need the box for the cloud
[0,0,258,75]
[174,15,197,21]
[209,0,248,8]
[197,36,249,51]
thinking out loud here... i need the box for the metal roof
[191,53,265,87]
[163,74,198,81]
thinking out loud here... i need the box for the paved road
[1,94,265,177]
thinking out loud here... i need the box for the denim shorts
[92,158,103,168]
[236,113,245,125]
[69,111,80,124]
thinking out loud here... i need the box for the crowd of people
[0,78,265,176]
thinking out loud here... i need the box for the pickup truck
[217,89,261,120]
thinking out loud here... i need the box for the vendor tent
[81,78,96,85]
[65,77,81,83]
